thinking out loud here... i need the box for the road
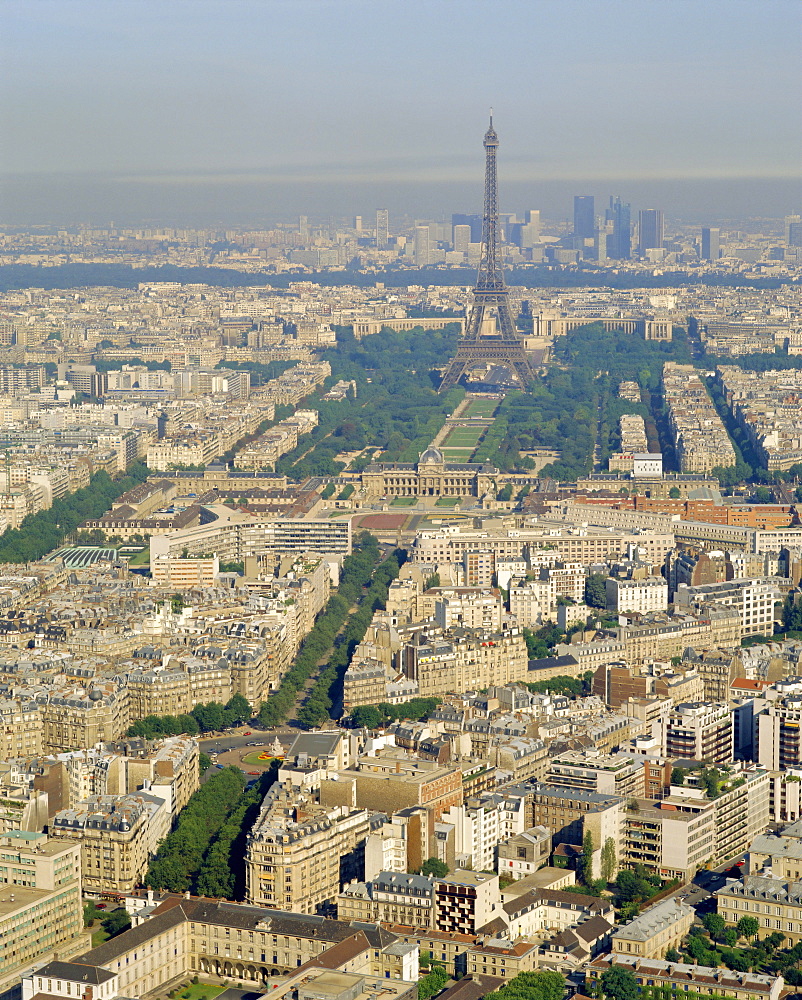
[668,854,746,912]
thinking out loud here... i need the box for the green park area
[442,425,486,449]
[173,984,226,1000]
[435,497,462,507]
[462,397,499,418]
[391,497,417,506]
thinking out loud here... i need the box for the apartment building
[623,800,715,881]
[413,520,675,568]
[320,756,463,823]
[434,870,501,934]
[545,750,646,799]
[51,791,169,895]
[401,626,529,699]
[757,681,802,770]
[675,578,782,638]
[496,826,552,880]
[528,785,623,876]
[0,700,42,758]
[246,784,376,913]
[150,555,219,587]
[606,577,668,615]
[0,831,86,991]
[337,872,434,927]
[661,702,734,764]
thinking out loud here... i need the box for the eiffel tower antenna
[439,113,537,392]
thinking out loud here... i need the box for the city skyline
[1,0,800,225]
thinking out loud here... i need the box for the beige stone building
[0,700,42,759]
[246,784,376,913]
[27,892,414,997]
[337,872,434,927]
[611,898,694,958]
[403,626,529,699]
[586,956,784,1000]
[51,791,169,895]
[42,685,129,754]
[362,447,499,501]
[718,875,802,945]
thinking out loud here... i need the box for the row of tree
[195,766,278,900]
[298,547,405,728]
[125,694,252,738]
[0,463,149,563]
[256,533,383,727]
[348,698,442,729]
[145,766,247,892]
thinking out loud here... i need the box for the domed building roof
[419,446,445,465]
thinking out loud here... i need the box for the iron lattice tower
[439,114,537,392]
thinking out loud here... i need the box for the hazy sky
[1,0,800,225]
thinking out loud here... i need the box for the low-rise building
[586,956,783,1000]
[610,898,694,959]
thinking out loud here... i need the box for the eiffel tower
[439,114,537,392]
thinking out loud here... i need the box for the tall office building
[606,197,631,259]
[414,225,430,266]
[452,224,471,253]
[376,209,389,249]
[452,213,483,243]
[596,221,613,263]
[298,215,309,240]
[520,209,541,249]
[701,227,720,261]
[573,195,595,239]
[785,215,802,247]
[638,208,664,254]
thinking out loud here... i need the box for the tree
[703,913,726,940]
[83,901,101,926]
[600,965,639,1000]
[668,487,681,499]
[723,928,738,947]
[418,968,448,1000]
[737,916,760,940]
[671,767,686,786]
[665,948,681,963]
[585,573,608,609]
[601,837,617,883]
[485,972,566,1000]
[100,907,131,939]
[580,829,595,885]
[700,766,722,798]
[350,705,383,729]
[420,858,449,878]
[224,693,252,725]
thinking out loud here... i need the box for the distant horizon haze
[1,0,800,229]
[1,172,799,230]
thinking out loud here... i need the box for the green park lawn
[462,399,498,418]
[391,497,417,506]
[241,751,280,767]
[127,547,150,567]
[443,428,485,447]
[174,985,226,1000]
[435,497,462,507]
